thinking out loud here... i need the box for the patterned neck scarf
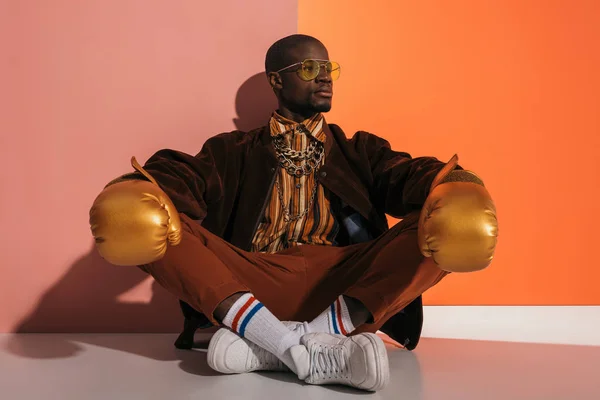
[269,112,326,144]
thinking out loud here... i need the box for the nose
[315,64,332,83]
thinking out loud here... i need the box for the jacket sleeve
[360,131,462,218]
[108,135,230,221]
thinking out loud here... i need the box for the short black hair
[265,34,324,73]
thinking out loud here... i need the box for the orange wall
[299,1,600,304]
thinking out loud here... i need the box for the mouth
[314,89,333,98]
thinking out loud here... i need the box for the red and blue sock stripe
[231,295,264,337]
[330,297,349,336]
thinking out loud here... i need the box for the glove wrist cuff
[439,170,485,186]
[104,172,149,188]
[104,156,158,189]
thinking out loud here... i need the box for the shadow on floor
[5,71,276,361]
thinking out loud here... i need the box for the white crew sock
[222,293,302,373]
[306,295,355,335]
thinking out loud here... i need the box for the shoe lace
[250,345,285,369]
[308,342,349,380]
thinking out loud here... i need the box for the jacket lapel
[318,124,375,224]
[228,126,278,250]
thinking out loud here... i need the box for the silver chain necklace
[272,126,325,177]
[272,124,323,222]
[275,173,319,223]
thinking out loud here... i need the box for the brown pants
[140,212,448,334]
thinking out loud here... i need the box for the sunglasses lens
[297,60,341,81]
[299,60,320,81]
[327,62,341,81]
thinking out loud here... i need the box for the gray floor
[1,333,599,399]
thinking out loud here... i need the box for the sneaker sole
[358,333,390,391]
[207,329,289,374]
[207,328,238,374]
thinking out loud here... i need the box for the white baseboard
[421,306,600,346]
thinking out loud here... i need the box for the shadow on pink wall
[3,70,424,395]
[11,72,277,342]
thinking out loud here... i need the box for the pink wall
[0,1,295,332]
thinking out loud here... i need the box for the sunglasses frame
[276,59,341,81]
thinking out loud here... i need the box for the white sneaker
[289,332,389,392]
[207,322,308,374]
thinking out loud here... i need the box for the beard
[309,96,332,113]
[312,101,332,113]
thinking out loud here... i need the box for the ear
[268,72,283,91]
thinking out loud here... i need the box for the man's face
[272,41,334,115]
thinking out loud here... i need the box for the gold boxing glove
[418,155,498,273]
[89,157,182,266]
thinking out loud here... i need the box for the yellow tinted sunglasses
[276,59,341,81]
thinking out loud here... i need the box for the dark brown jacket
[122,123,459,349]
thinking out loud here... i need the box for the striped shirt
[250,112,339,253]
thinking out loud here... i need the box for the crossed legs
[139,212,447,390]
